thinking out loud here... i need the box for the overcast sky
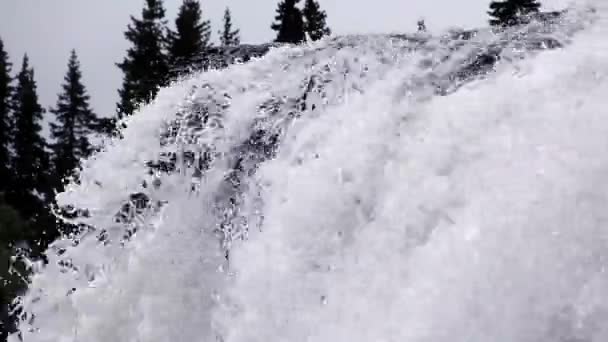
[0,0,571,118]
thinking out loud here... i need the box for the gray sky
[0,0,571,118]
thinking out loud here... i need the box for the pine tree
[116,0,168,119]
[0,196,30,340]
[303,0,330,41]
[220,7,240,47]
[271,0,305,44]
[92,117,117,137]
[168,0,211,73]
[9,55,51,223]
[488,0,542,27]
[50,50,99,185]
[0,38,13,195]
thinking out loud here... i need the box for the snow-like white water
[12,2,608,341]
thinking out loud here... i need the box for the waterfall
[12,3,608,342]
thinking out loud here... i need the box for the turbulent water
[11,3,608,342]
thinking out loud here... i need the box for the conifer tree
[220,7,240,47]
[50,50,99,185]
[303,0,331,41]
[116,0,168,119]
[0,196,30,340]
[488,0,542,27]
[271,0,306,44]
[168,0,211,72]
[9,55,51,222]
[92,117,117,137]
[0,38,12,195]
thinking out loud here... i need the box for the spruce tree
[488,0,542,27]
[168,0,211,73]
[0,197,30,340]
[9,55,52,224]
[116,0,168,119]
[271,0,306,44]
[303,0,331,41]
[50,50,99,185]
[220,7,240,47]
[0,38,12,195]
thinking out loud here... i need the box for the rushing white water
[12,2,608,341]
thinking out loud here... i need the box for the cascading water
[11,2,608,341]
